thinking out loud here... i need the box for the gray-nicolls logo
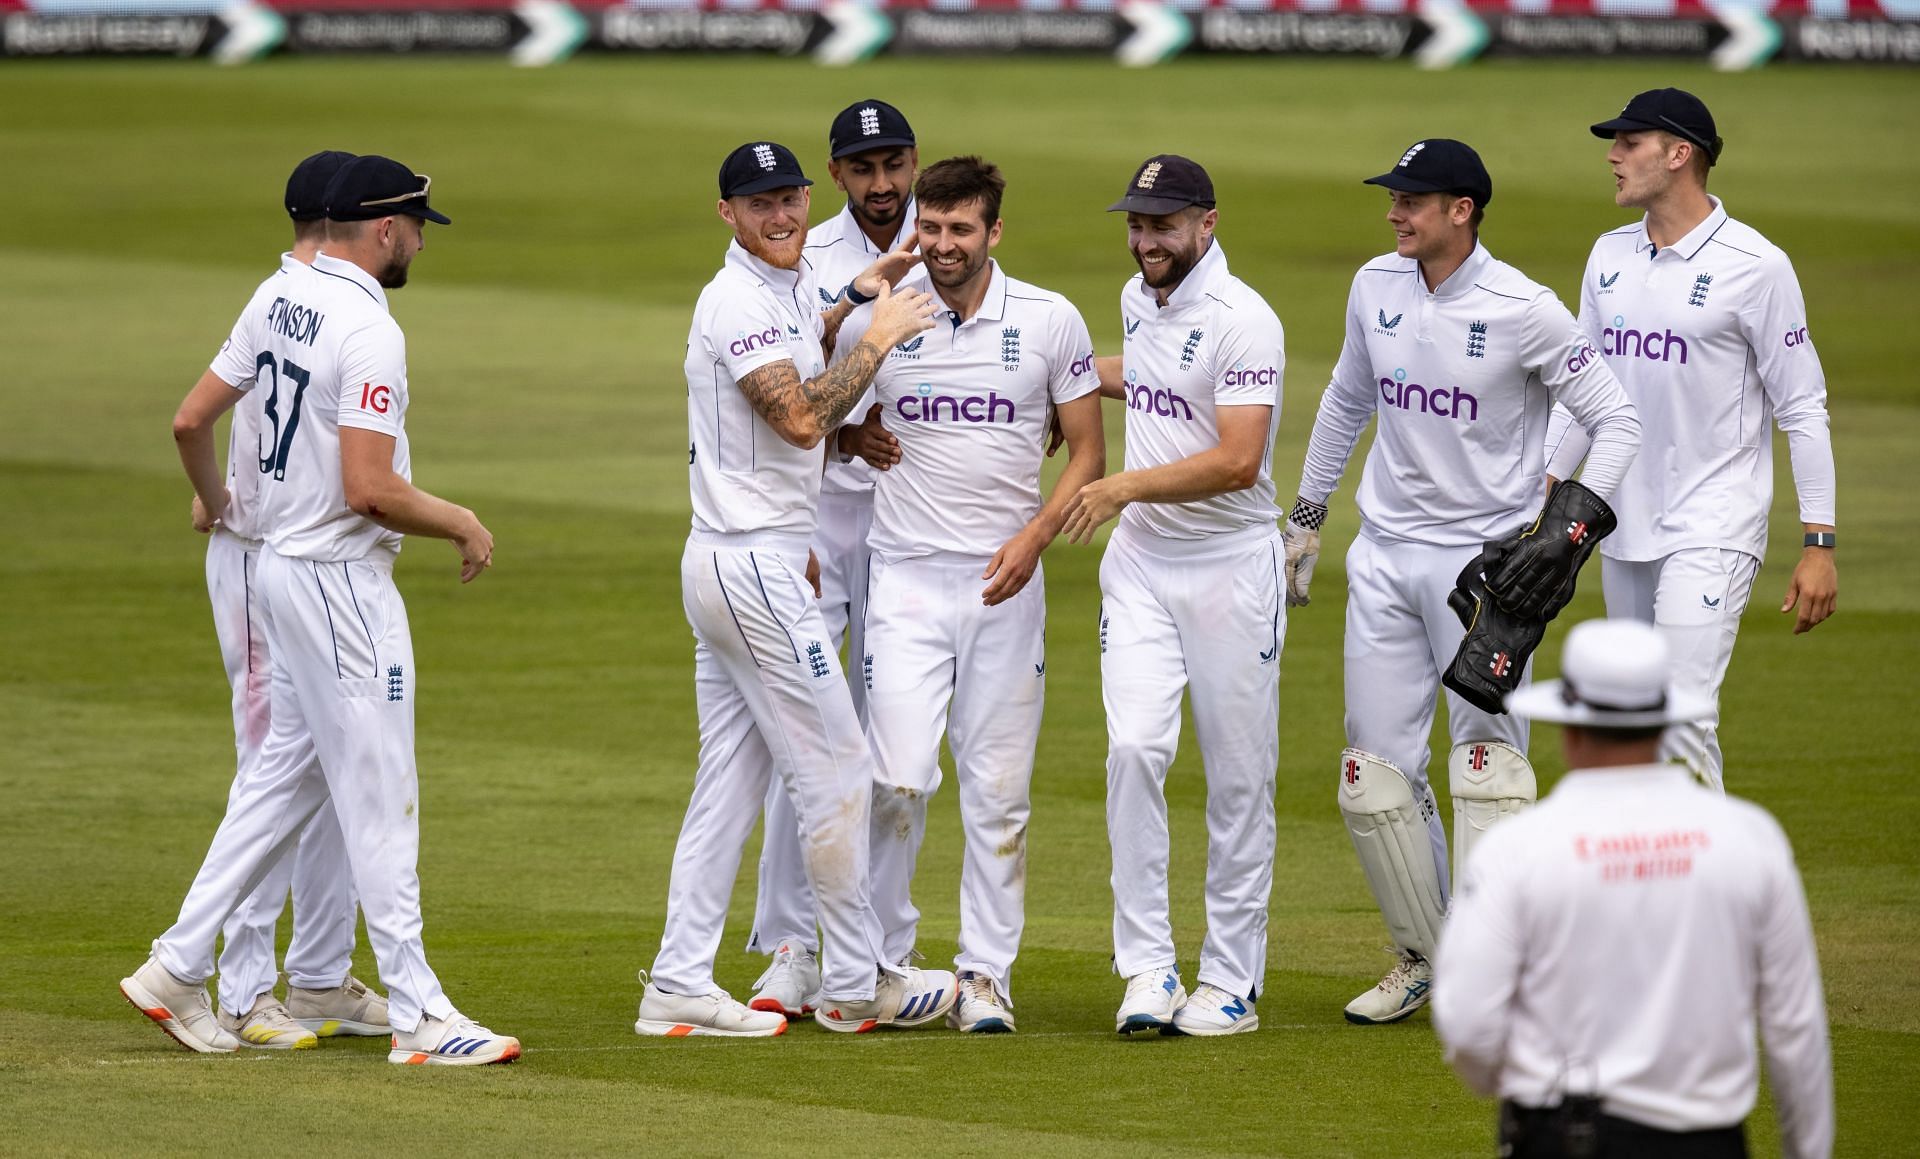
[859,107,880,136]
[1136,161,1163,190]
[752,144,776,171]
[1397,142,1427,168]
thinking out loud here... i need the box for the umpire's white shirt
[208,253,300,544]
[223,253,410,563]
[805,198,916,497]
[685,240,827,541]
[1546,198,1836,562]
[1117,241,1285,543]
[869,261,1097,560]
[1434,764,1833,1159]
[1297,244,1639,547]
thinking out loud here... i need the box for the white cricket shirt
[1115,242,1286,543]
[685,239,828,540]
[220,253,411,563]
[1435,765,1832,1159]
[1544,198,1836,563]
[1297,244,1639,548]
[805,198,916,496]
[867,261,1097,560]
[208,253,301,544]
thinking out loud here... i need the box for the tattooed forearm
[736,361,800,432]
[800,339,884,431]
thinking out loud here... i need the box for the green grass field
[2,56,1917,1157]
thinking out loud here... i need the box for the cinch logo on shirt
[1565,339,1599,376]
[1222,364,1278,387]
[1380,367,1478,422]
[1785,326,1811,348]
[1602,315,1689,365]
[1124,373,1195,421]
[1070,351,1096,377]
[895,385,1017,424]
[729,325,785,357]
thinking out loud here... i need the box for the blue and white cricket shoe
[1115,966,1186,1035]
[815,966,956,1033]
[1168,983,1259,1036]
[1343,950,1432,1025]
[388,1011,522,1065]
[948,970,1015,1034]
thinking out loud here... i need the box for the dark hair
[915,155,1005,229]
[294,219,328,244]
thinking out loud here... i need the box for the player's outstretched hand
[1062,475,1132,545]
[982,528,1045,606]
[190,488,230,534]
[454,512,494,584]
[806,549,823,599]
[854,246,923,301]
[868,280,939,349]
[841,404,901,471]
[1781,545,1837,634]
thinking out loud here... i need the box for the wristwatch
[1804,532,1836,549]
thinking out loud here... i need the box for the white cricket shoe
[119,958,239,1053]
[1169,984,1259,1037]
[815,966,957,1033]
[1115,966,1186,1035]
[635,977,787,1038]
[947,970,1015,1034]
[287,976,390,1037]
[1344,950,1433,1025]
[218,994,319,1050]
[389,1011,522,1065]
[748,942,821,1019]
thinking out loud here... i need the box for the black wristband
[1289,497,1329,531]
[843,282,875,306]
[1804,532,1835,549]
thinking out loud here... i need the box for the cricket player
[746,99,921,1019]
[1061,155,1287,1037]
[1436,619,1832,1159]
[636,140,956,1038]
[1544,89,1838,792]
[181,150,388,1052]
[125,155,520,1066]
[1284,140,1640,1026]
[838,155,1105,1034]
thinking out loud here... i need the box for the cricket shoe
[119,958,239,1053]
[748,942,821,1019]
[389,1012,522,1065]
[635,976,787,1038]
[815,966,957,1033]
[287,975,389,1037]
[947,970,1015,1034]
[1344,950,1433,1025]
[218,994,319,1050]
[1115,966,1186,1035]
[1168,984,1258,1037]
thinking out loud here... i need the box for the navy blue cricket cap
[829,99,916,160]
[322,155,451,225]
[1107,155,1215,215]
[719,141,813,199]
[1363,139,1494,210]
[1590,88,1722,165]
[285,150,355,221]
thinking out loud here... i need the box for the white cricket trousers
[748,491,872,955]
[1602,549,1760,792]
[204,530,357,1013]
[864,553,1046,996]
[1102,523,1282,1000]
[653,536,886,1002]
[1342,531,1530,913]
[153,546,452,1034]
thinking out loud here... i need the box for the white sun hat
[1506,619,1716,727]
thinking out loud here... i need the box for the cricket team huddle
[126,84,1835,1157]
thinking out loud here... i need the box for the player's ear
[716,198,735,227]
[1199,207,1219,238]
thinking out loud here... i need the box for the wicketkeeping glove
[1443,553,1550,716]
[1481,478,1617,622]
[1283,497,1327,607]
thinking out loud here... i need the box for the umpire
[1434,619,1832,1159]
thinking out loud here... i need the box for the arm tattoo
[736,361,800,431]
[800,340,884,431]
